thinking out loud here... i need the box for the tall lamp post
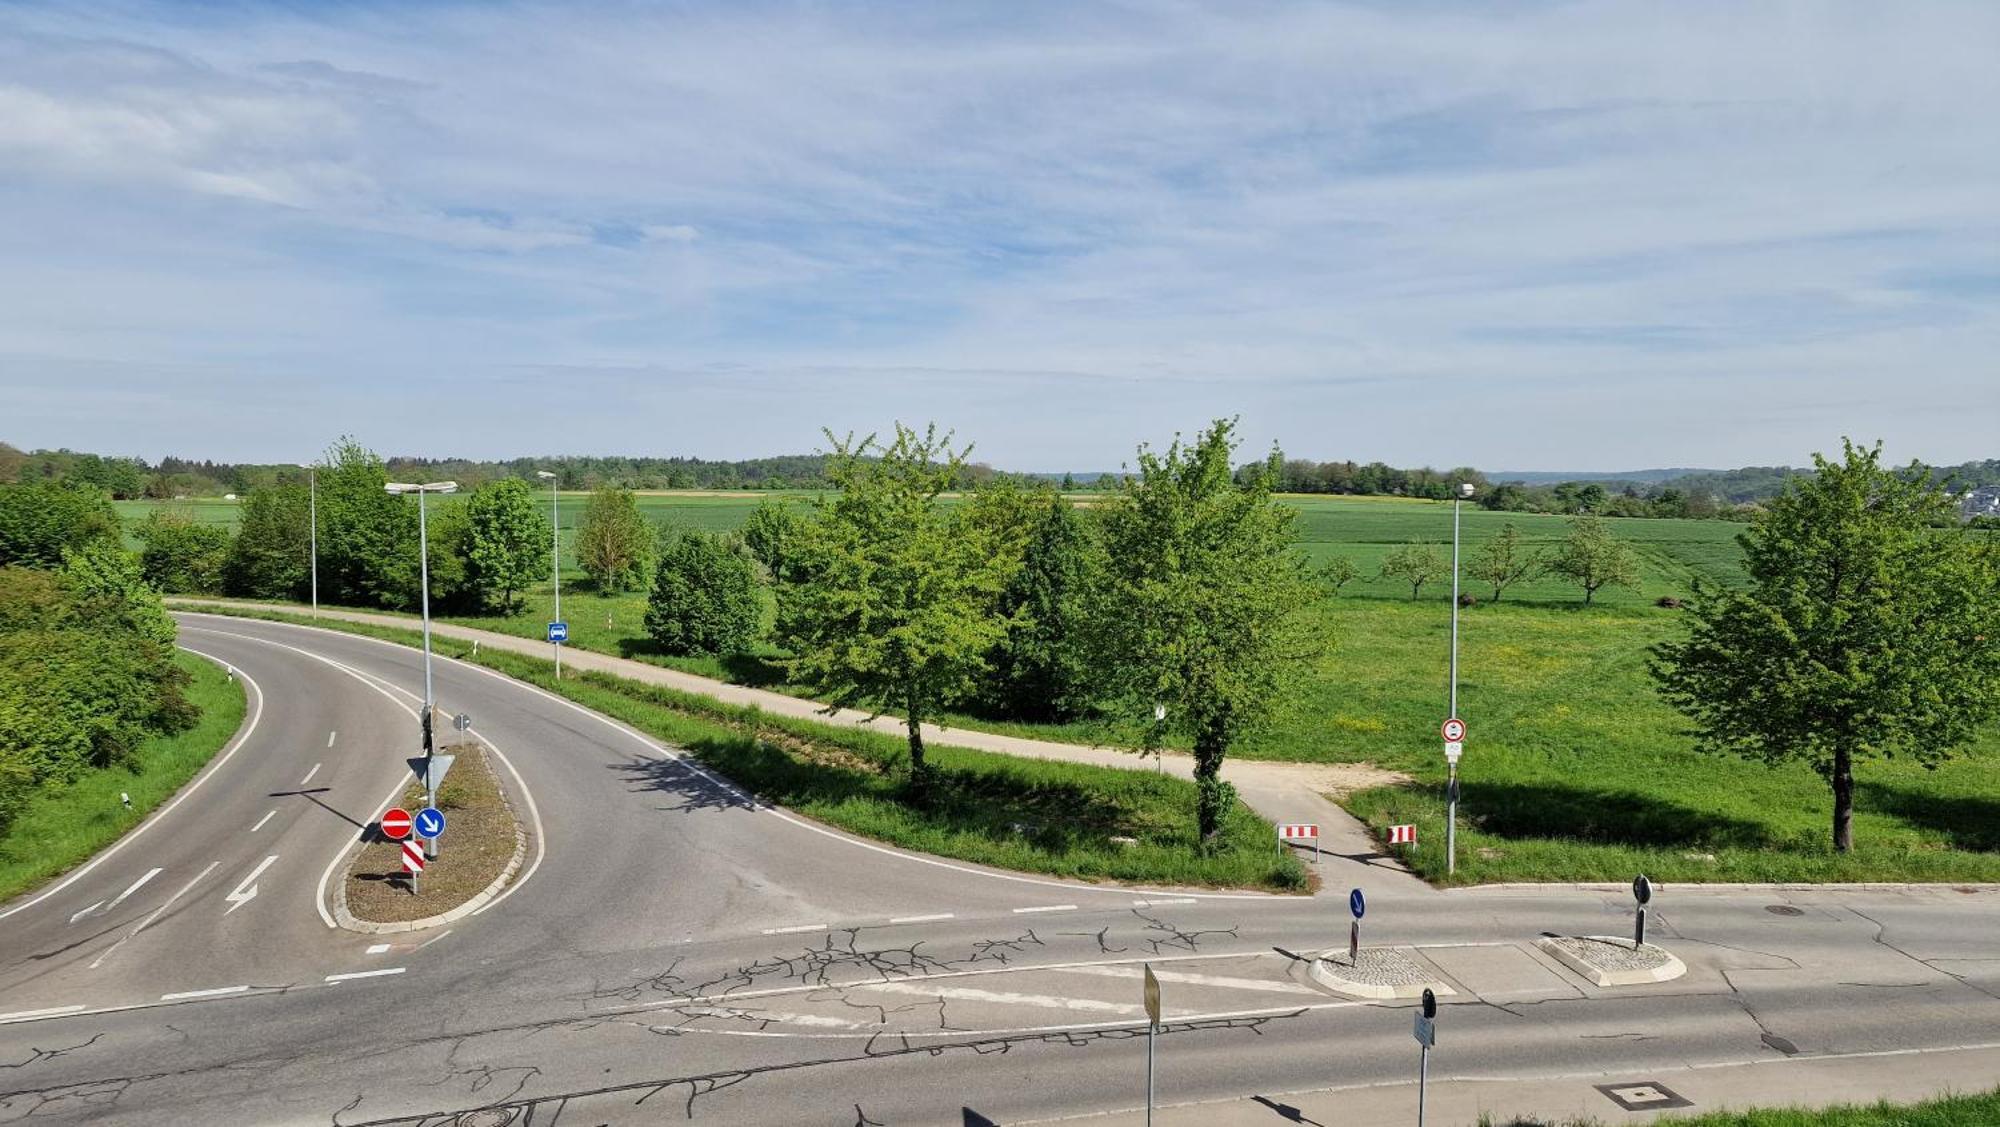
[536,471,562,679]
[1446,481,1474,876]
[385,480,458,859]
[298,463,318,611]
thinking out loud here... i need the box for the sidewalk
[170,599,1425,892]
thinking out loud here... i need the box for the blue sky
[2,1,1996,471]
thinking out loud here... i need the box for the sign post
[1143,962,1160,1127]
[1632,874,1652,949]
[1348,888,1366,964]
[1415,987,1438,1127]
[1442,718,1466,877]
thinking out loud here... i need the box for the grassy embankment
[158,494,2000,886]
[1486,1088,2000,1125]
[188,607,1309,892]
[0,651,245,901]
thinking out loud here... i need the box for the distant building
[1959,487,2000,519]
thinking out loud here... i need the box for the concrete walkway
[170,599,1425,892]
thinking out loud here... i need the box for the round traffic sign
[415,806,447,840]
[1349,888,1366,920]
[380,808,413,841]
[1441,717,1466,743]
[1633,873,1653,905]
[1421,987,1438,1020]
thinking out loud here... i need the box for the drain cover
[453,1111,518,1127]
[1764,905,1805,916]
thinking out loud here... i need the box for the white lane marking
[1047,964,1318,995]
[160,985,249,1002]
[679,1005,863,1029]
[327,730,337,748]
[889,913,955,924]
[67,901,104,925]
[1133,897,1197,908]
[855,981,1142,1015]
[761,923,828,935]
[251,810,277,832]
[414,929,453,950]
[89,861,220,969]
[365,943,392,955]
[105,868,163,913]
[0,650,261,924]
[299,763,321,786]
[0,1005,86,1024]
[326,967,405,983]
[178,614,1283,904]
[223,855,280,915]
[1013,904,1078,914]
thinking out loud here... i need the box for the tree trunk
[1832,745,1854,853]
[1584,583,1596,605]
[905,690,931,800]
[1193,722,1228,843]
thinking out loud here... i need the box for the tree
[985,492,1098,722]
[774,424,1010,792]
[223,484,311,600]
[1317,556,1359,596]
[0,480,119,568]
[1091,419,1317,841]
[644,529,762,656]
[740,497,807,585]
[1467,524,1541,602]
[462,478,552,613]
[1548,516,1639,603]
[137,509,232,594]
[315,438,417,609]
[574,487,654,593]
[1653,441,2000,853]
[1379,541,1447,599]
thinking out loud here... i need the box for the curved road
[1,614,1998,1125]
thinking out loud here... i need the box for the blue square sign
[547,621,568,644]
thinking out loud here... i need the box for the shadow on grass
[1858,781,2000,852]
[1468,780,1773,849]
[608,636,791,688]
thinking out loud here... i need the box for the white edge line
[326,967,406,983]
[0,653,264,922]
[762,923,829,935]
[889,913,955,924]
[160,985,249,1002]
[0,1005,86,1024]
[1013,904,1079,914]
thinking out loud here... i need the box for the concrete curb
[1461,882,2000,894]
[1308,950,1458,1000]
[328,743,530,936]
[1536,935,1688,987]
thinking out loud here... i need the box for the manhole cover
[453,1111,518,1127]
[1595,1081,1694,1112]
[1764,905,1805,916]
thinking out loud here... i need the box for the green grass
[190,607,1308,892]
[0,651,246,901]
[1485,1088,2000,1125]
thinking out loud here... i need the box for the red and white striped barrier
[401,840,426,875]
[1277,823,1320,862]
[1388,824,1417,845]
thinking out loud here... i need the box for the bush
[0,481,119,568]
[137,510,232,594]
[644,530,761,656]
[224,484,311,600]
[1656,595,1685,609]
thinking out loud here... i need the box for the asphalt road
[2,614,1999,1125]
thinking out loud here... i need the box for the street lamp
[298,463,318,611]
[385,480,457,858]
[536,471,562,679]
[1447,481,1474,876]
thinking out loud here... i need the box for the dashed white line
[413,930,453,950]
[1133,897,1197,908]
[761,923,829,935]
[889,913,955,924]
[1013,904,1078,915]
[0,1005,86,1024]
[855,981,1141,1014]
[326,730,337,748]
[299,763,321,786]
[160,986,249,1002]
[251,810,277,832]
[89,861,219,970]
[365,943,392,955]
[326,967,405,983]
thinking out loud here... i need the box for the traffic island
[1537,935,1688,987]
[334,741,529,933]
[1310,948,1457,1000]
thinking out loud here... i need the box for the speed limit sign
[1441,717,1466,743]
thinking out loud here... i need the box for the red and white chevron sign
[1388,824,1417,845]
[401,840,426,874]
[1276,824,1318,841]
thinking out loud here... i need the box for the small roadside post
[1143,962,1161,1127]
[1348,887,1366,964]
[1442,717,1465,875]
[1414,987,1437,1127]
[1632,874,1653,949]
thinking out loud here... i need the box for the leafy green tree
[316,438,417,609]
[462,478,552,613]
[1317,556,1360,596]
[1468,523,1541,602]
[63,539,175,646]
[1653,441,2000,853]
[775,424,1010,792]
[137,509,232,595]
[1091,419,1317,841]
[644,529,761,656]
[1548,516,1639,603]
[985,492,1098,722]
[740,498,806,585]
[575,487,654,593]
[1379,541,1447,599]
[223,484,311,600]
[0,480,119,568]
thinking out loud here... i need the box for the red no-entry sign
[381,808,413,841]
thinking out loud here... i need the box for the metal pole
[308,466,318,611]
[550,473,561,680]
[1418,1043,1429,1127]
[418,487,437,861]
[1146,1021,1155,1127]
[1447,494,1461,877]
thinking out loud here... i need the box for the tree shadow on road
[608,752,760,814]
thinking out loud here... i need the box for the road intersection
[2,614,1998,1125]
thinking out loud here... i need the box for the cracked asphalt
[2,615,1999,1125]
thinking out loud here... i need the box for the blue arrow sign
[547,621,569,644]
[1349,887,1366,920]
[415,807,446,840]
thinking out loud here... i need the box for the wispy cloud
[0,1,1995,468]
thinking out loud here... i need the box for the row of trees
[1355,517,1642,604]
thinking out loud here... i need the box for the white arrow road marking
[251,810,277,832]
[68,901,103,925]
[90,861,219,970]
[69,867,163,925]
[299,763,320,786]
[853,981,1143,1015]
[224,856,280,915]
